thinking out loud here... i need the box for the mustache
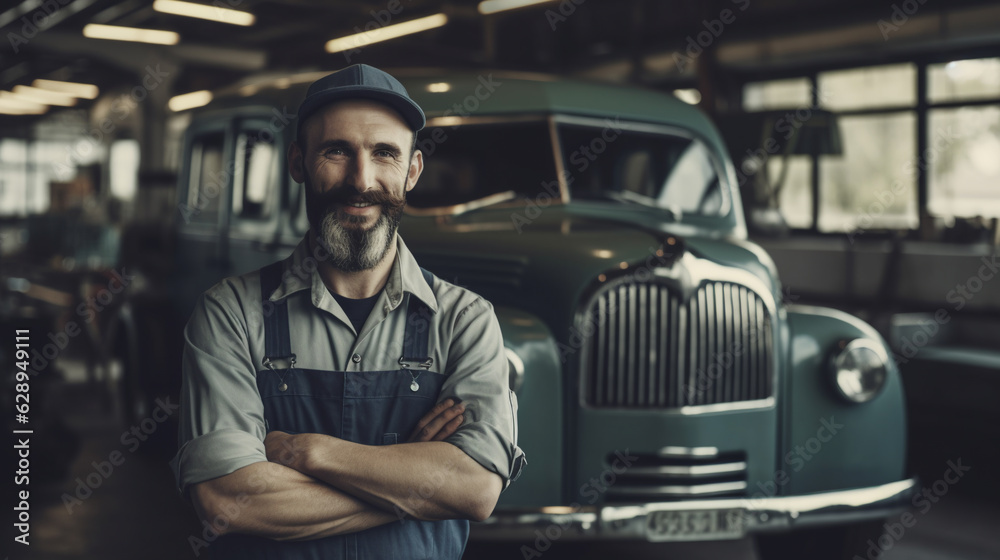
[312,184,406,208]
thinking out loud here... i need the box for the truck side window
[232,129,278,220]
[186,132,225,226]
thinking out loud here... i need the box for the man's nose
[346,153,378,192]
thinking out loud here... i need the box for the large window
[742,58,999,233]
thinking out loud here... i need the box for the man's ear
[288,139,305,184]
[405,149,423,193]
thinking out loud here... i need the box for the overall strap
[400,267,436,368]
[260,261,295,365]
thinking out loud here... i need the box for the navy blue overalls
[212,261,469,560]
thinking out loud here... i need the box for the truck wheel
[756,520,886,560]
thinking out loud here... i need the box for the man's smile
[338,201,380,217]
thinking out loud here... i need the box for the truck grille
[581,280,773,408]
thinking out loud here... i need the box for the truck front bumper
[472,478,918,542]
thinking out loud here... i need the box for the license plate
[645,509,744,542]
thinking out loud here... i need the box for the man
[170,64,525,559]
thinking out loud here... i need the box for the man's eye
[375,150,396,158]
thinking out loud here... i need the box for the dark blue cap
[296,64,425,134]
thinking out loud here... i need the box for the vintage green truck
[116,69,917,557]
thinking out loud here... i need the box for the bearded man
[170,64,525,560]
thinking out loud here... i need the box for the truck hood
[399,203,781,336]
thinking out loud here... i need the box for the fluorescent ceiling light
[12,85,77,106]
[169,90,213,112]
[325,13,448,53]
[0,103,48,115]
[478,0,557,15]
[32,79,99,99]
[83,23,180,45]
[0,94,48,114]
[153,0,255,26]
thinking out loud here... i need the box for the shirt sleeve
[440,297,526,490]
[168,283,268,496]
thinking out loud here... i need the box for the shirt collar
[267,233,438,314]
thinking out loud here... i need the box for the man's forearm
[283,435,502,522]
[192,461,398,541]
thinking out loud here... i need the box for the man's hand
[408,398,465,443]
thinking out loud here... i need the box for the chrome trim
[578,252,780,414]
[424,114,549,128]
[657,445,719,458]
[547,114,571,202]
[607,480,748,497]
[471,478,919,542]
[627,461,747,478]
[678,397,776,416]
[404,190,519,217]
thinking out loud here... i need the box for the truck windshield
[407,120,558,210]
[558,122,728,217]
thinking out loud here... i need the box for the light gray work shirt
[169,234,525,495]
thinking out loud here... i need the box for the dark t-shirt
[332,290,382,334]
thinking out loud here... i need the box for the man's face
[289,99,422,272]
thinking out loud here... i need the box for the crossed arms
[191,399,503,541]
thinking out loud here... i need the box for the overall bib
[212,261,470,560]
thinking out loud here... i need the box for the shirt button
[351,353,361,364]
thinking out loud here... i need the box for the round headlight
[505,347,525,393]
[829,339,888,404]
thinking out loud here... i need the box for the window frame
[738,51,1000,239]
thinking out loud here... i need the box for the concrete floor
[12,369,1000,560]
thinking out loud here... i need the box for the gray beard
[317,210,397,272]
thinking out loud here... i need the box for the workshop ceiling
[2,0,1000,114]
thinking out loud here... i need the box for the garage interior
[1,0,999,558]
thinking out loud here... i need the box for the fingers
[432,413,464,441]
[408,400,466,442]
[409,398,454,439]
